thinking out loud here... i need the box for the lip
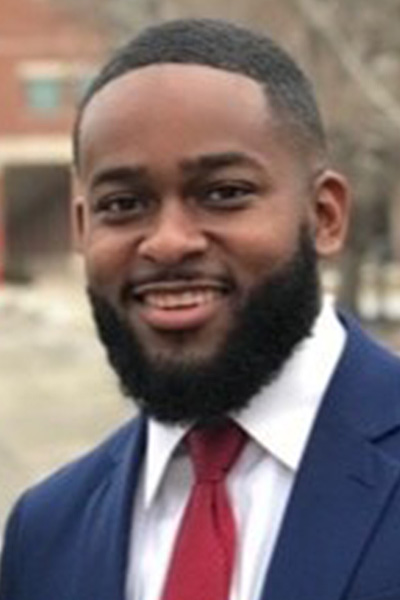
[128,279,230,331]
[131,278,230,296]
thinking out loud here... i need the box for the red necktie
[161,420,246,600]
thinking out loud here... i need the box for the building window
[24,77,63,114]
[19,61,98,117]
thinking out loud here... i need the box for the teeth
[144,289,219,309]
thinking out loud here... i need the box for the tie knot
[186,421,246,482]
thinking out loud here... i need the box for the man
[2,18,400,600]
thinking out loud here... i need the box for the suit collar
[322,313,400,439]
[260,315,400,600]
[260,410,400,600]
[76,417,147,600]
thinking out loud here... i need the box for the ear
[71,194,88,253]
[311,169,351,258]
[70,169,89,253]
[70,167,87,254]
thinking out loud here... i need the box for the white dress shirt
[125,297,346,600]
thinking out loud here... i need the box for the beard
[88,226,321,425]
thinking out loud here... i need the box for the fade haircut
[73,18,327,167]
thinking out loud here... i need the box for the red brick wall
[0,0,106,136]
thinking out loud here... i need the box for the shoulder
[327,312,400,438]
[340,312,400,378]
[0,417,146,598]
[9,416,145,524]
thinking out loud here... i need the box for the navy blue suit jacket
[2,317,400,600]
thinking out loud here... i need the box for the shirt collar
[236,296,346,470]
[144,420,187,507]
[143,296,346,507]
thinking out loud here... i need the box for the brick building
[0,0,106,282]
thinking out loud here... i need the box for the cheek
[223,221,303,288]
[84,231,134,293]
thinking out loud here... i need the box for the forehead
[78,64,294,177]
[82,62,270,121]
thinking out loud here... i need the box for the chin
[135,319,232,366]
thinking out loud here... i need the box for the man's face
[75,64,348,422]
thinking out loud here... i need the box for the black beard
[88,227,321,425]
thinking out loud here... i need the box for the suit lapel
[260,412,400,600]
[75,417,147,600]
[260,317,400,600]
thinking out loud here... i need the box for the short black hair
[73,18,327,167]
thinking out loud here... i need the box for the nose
[137,201,208,265]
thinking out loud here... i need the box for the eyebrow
[88,151,263,190]
[181,151,264,176]
[89,166,148,190]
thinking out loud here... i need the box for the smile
[143,288,222,309]
[129,280,230,331]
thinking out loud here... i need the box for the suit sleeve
[0,497,27,600]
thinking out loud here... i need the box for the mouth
[126,279,231,331]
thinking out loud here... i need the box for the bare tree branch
[294,0,400,131]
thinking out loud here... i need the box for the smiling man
[2,18,400,600]
[80,58,333,425]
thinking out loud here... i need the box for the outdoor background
[1,0,400,536]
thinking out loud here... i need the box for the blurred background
[1,0,400,535]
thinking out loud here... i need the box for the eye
[93,193,150,223]
[201,182,256,208]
